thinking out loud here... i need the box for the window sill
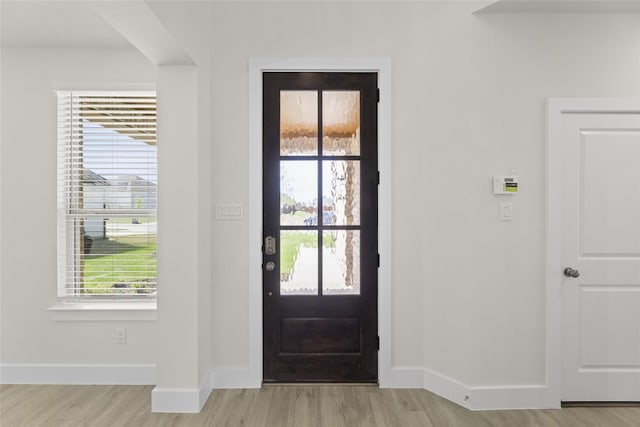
[47,301,157,322]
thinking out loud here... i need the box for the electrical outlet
[115,327,127,344]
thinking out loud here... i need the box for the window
[57,91,157,299]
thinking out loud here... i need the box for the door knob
[563,267,580,278]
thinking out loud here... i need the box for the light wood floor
[1,384,639,427]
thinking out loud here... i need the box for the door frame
[248,58,392,387]
[546,98,640,406]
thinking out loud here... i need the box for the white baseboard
[151,387,205,413]
[467,384,557,410]
[151,371,212,413]
[385,367,425,388]
[210,367,260,389]
[0,363,554,411]
[0,363,155,385]
[422,367,471,408]
[388,367,553,410]
[206,366,553,410]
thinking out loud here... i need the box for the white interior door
[561,108,640,401]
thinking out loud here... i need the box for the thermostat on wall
[493,175,519,195]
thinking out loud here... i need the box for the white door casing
[547,98,640,403]
[248,58,392,388]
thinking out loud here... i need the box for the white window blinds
[57,91,157,298]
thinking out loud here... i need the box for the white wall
[2,0,640,409]
[203,1,640,387]
[0,48,157,364]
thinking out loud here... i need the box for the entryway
[262,72,379,382]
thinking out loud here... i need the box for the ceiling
[2,0,638,49]
[1,1,133,48]
[477,0,640,13]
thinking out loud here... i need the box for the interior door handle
[563,267,580,278]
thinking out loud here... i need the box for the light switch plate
[215,204,243,220]
[499,202,513,221]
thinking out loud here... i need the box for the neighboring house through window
[56,91,157,299]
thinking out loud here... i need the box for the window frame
[56,90,158,302]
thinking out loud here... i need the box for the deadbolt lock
[265,236,276,255]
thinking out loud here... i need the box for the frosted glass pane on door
[323,91,360,155]
[323,230,360,295]
[280,91,318,156]
[280,161,318,226]
[280,230,318,295]
[323,160,360,226]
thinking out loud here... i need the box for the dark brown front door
[263,72,378,382]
